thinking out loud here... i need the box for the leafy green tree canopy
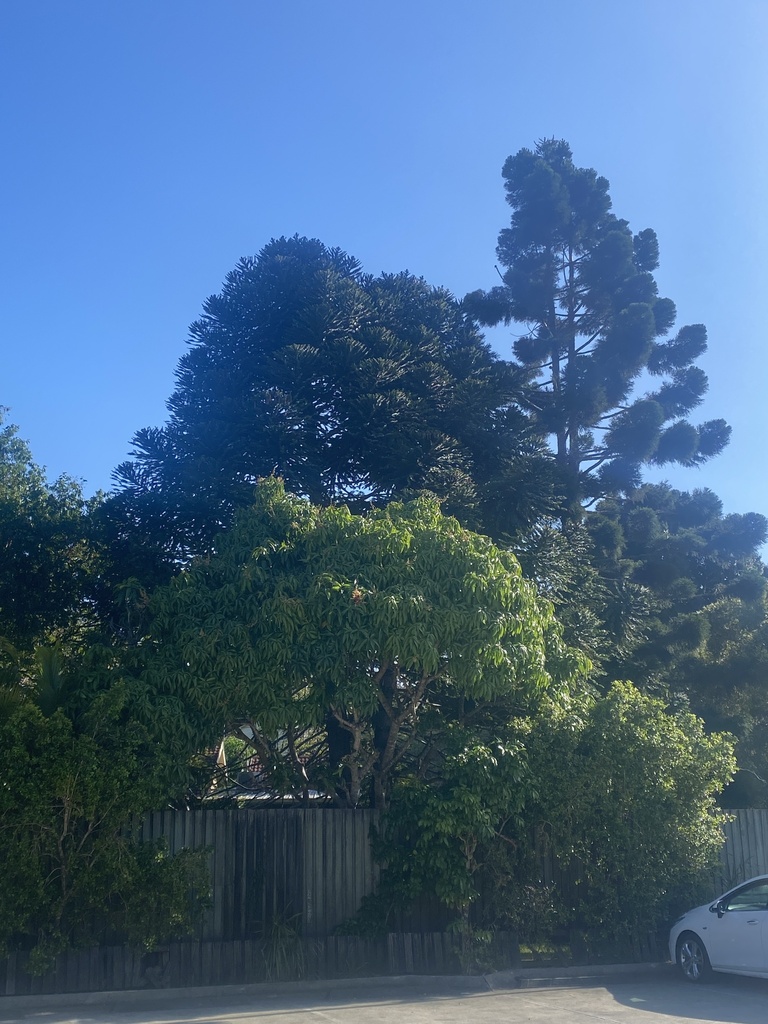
[0,411,98,654]
[113,236,555,558]
[465,139,730,504]
[140,478,586,808]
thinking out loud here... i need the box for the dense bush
[0,685,210,972]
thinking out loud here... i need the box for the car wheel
[676,932,712,983]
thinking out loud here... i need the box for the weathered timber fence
[0,933,476,997]
[138,808,381,939]
[2,808,767,996]
[716,808,768,890]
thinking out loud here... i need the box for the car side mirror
[710,900,726,918]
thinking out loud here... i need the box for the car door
[706,879,768,974]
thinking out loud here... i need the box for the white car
[669,875,768,982]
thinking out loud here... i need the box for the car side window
[724,881,768,912]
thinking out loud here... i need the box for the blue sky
[2,0,767,525]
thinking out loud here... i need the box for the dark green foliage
[0,412,169,657]
[584,484,767,687]
[514,518,652,678]
[0,413,99,653]
[519,485,768,735]
[86,499,180,635]
[367,729,531,915]
[346,682,734,951]
[507,684,735,944]
[465,139,729,506]
[114,237,556,558]
[0,684,210,971]
[571,484,768,798]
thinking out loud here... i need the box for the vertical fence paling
[720,809,768,887]
[134,808,380,941]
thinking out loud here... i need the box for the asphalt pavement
[2,963,767,1024]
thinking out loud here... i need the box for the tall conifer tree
[465,139,730,508]
[114,236,554,556]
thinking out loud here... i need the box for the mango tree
[142,478,585,807]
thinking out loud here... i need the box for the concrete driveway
[2,966,767,1024]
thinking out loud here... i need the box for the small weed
[260,911,305,981]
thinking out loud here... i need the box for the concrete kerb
[485,960,670,989]
[1,962,669,1014]
[1,975,482,1015]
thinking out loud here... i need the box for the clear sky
[2,0,767,525]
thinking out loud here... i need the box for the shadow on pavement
[606,970,768,1024]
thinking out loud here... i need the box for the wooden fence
[0,933,475,997]
[717,808,768,889]
[2,807,768,996]
[138,808,381,939]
